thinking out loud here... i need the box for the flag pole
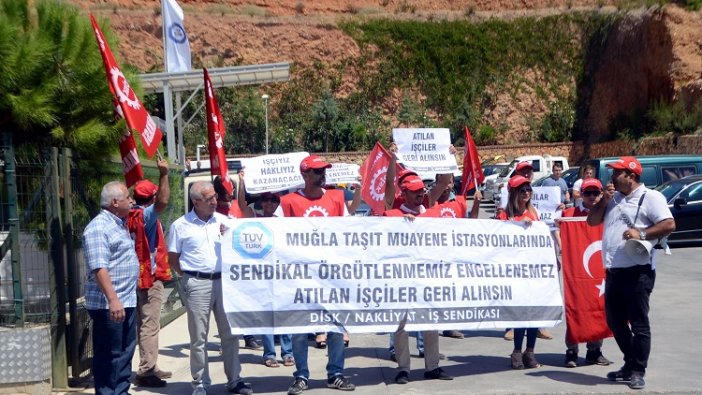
[161,0,167,67]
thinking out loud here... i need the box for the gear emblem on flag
[110,67,140,110]
[369,167,387,202]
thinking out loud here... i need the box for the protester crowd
[82,149,674,395]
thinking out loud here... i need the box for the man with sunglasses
[274,155,354,394]
[168,181,253,395]
[588,156,675,390]
[558,178,611,368]
[383,174,453,384]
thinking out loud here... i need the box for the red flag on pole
[204,68,233,195]
[560,219,612,344]
[361,142,402,215]
[114,101,144,187]
[90,14,163,158]
[460,126,485,195]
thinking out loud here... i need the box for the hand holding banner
[240,152,309,193]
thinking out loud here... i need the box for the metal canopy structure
[139,62,290,94]
[138,62,291,163]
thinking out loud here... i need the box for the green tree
[0,0,127,156]
[306,91,340,152]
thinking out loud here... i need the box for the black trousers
[605,265,655,374]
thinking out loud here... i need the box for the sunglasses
[310,168,326,175]
[518,187,532,194]
[582,190,601,197]
[261,197,280,203]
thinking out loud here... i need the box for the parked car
[654,174,702,243]
[484,155,569,202]
[454,163,509,196]
[586,155,702,190]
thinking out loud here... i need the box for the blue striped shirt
[83,209,139,310]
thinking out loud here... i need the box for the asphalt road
[55,205,702,395]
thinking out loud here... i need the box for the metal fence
[0,134,186,387]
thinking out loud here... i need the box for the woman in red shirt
[497,175,542,369]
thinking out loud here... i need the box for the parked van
[586,155,702,189]
[484,154,569,202]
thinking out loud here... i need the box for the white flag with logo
[162,0,191,72]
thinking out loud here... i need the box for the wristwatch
[639,230,647,240]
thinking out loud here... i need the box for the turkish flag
[90,14,163,158]
[460,126,485,196]
[360,142,402,215]
[560,219,612,344]
[114,100,144,187]
[204,68,233,195]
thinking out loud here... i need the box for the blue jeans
[292,331,344,379]
[513,328,538,350]
[89,308,137,395]
[263,334,293,359]
[389,331,424,354]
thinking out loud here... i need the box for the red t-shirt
[562,205,588,218]
[279,189,346,217]
[496,208,539,222]
[426,196,468,218]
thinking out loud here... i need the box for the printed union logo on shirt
[232,222,274,259]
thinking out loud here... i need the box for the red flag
[460,126,485,195]
[361,143,402,215]
[114,101,144,187]
[203,68,233,195]
[90,14,163,158]
[561,219,612,344]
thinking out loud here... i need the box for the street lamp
[262,94,269,154]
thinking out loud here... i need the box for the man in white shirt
[587,157,675,391]
[168,181,253,395]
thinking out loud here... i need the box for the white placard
[241,152,308,193]
[325,163,360,185]
[393,128,458,175]
[222,217,563,335]
[499,186,562,225]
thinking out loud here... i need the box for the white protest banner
[222,217,563,335]
[499,186,562,225]
[241,152,308,193]
[393,128,458,175]
[325,163,360,185]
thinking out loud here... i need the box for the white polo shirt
[168,210,232,273]
[602,184,672,269]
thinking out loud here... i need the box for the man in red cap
[557,178,611,368]
[127,159,172,387]
[588,156,675,390]
[274,154,355,394]
[383,174,453,384]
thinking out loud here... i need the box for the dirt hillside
[76,1,702,143]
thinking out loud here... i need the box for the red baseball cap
[133,180,158,200]
[401,174,426,192]
[606,156,642,175]
[581,178,603,191]
[397,168,419,184]
[508,175,530,190]
[515,161,534,172]
[299,155,332,172]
